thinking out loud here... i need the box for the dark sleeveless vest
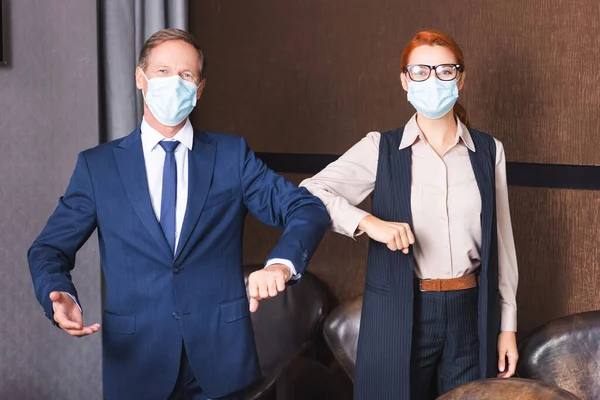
[353,127,500,400]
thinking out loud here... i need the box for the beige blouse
[300,115,519,332]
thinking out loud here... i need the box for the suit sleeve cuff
[265,258,300,281]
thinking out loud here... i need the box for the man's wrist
[264,258,296,281]
[265,264,291,280]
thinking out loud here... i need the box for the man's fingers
[63,323,100,337]
[60,320,83,330]
[65,327,98,337]
[276,276,286,292]
[248,279,259,299]
[55,313,83,330]
[267,281,278,297]
[258,282,269,299]
[249,297,259,313]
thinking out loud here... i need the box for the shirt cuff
[500,303,517,332]
[65,293,83,314]
[265,258,300,281]
[333,206,370,239]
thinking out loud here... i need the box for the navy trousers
[410,286,480,400]
[168,345,245,400]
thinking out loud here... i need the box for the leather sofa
[517,311,600,400]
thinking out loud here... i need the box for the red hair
[400,30,469,126]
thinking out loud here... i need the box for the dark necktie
[158,140,180,253]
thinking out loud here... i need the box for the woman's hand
[497,331,519,378]
[358,215,415,254]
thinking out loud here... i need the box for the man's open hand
[50,291,100,337]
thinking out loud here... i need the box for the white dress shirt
[141,118,191,252]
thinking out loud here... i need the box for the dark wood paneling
[190,0,600,165]
[510,187,600,337]
[191,1,600,341]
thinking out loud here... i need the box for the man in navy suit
[28,28,329,400]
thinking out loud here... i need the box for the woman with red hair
[301,30,519,399]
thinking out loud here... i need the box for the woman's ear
[457,72,466,90]
[400,72,409,92]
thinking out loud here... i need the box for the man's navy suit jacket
[28,126,330,399]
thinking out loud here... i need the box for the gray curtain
[99,0,189,141]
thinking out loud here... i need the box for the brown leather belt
[419,274,477,292]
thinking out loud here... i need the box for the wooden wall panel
[510,187,600,337]
[191,0,600,165]
[190,1,600,340]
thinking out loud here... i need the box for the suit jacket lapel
[113,127,174,261]
[174,131,216,262]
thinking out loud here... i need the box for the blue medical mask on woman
[142,71,199,126]
[407,78,459,120]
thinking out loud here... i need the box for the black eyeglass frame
[403,64,464,82]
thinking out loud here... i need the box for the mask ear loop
[140,69,150,99]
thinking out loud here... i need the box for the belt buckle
[419,278,431,292]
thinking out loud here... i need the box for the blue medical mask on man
[407,78,459,120]
[141,70,199,126]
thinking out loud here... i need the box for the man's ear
[135,67,145,90]
[196,78,206,100]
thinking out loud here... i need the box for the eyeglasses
[404,64,463,82]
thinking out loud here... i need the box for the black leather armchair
[321,294,591,399]
[242,264,330,400]
[322,295,363,381]
[517,311,600,400]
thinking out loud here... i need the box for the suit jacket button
[172,312,180,320]
[173,267,180,274]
